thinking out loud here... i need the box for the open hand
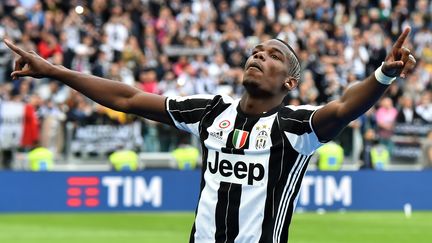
[382,27,417,78]
[4,39,54,80]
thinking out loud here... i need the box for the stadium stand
[0,0,430,171]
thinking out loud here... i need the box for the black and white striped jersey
[166,94,323,243]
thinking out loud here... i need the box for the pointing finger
[3,39,29,57]
[393,27,411,49]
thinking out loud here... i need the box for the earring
[285,83,290,88]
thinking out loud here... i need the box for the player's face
[242,39,292,98]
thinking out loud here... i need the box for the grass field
[0,212,431,243]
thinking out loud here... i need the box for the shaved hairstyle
[276,38,301,82]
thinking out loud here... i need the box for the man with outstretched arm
[4,27,415,243]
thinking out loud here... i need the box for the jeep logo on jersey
[232,129,249,149]
[208,151,264,185]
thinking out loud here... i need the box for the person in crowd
[416,91,432,123]
[375,97,398,152]
[422,130,432,168]
[109,147,138,171]
[316,141,344,171]
[28,145,54,171]
[396,95,424,124]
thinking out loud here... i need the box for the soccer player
[4,27,416,242]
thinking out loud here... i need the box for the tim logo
[66,177,100,208]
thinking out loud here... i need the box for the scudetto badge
[232,129,249,149]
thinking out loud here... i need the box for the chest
[203,113,278,152]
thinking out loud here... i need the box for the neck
[239,93,285,115]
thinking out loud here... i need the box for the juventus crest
[255,130,269,150]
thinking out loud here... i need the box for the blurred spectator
[38,31,62,61]
[138,69,159,94]
[370,142,391,170]
[172,144,199,170]
[109,148,138,171]
[361,119,390,171]
[36,79,69,104]
[386,82,403,106]
[173,55,190,77]
[361,128,377,169]
[422,130,432,168]
[375,97,398,152]
[28,145,54,171]
[71,35,95,74]
[122,36,144,71]
[396,95,424,124]
[344,36,369,79]
[316,141,344,171]
[298,70,318,105]
[91,51,110,78]
[337,118,362,163]
[415,92,432,123]
[0,16,22,41]
[208,53,231,95]
[38,98,65,154]
[27,1,45,29]
[0,32,13,84]
[142,37,160,68]
[103,5,129,62]
[176,64,198,96]
[0,96,39,169]
[158,71,179,96]
[65,91,92,125]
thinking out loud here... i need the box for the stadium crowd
[0,0,431,169]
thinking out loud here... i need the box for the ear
[284,77,298,91]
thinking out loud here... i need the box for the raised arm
[312,27,416,141]
[4,39,171,124]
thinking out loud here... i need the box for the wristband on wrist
[374,63,396,85]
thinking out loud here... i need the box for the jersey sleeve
[166,94,216,136]
[279,105,324,155]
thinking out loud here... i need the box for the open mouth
[247,62,263,72]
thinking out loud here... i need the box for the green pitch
[0,212,431,243]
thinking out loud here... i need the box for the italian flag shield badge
[232,129,249,149]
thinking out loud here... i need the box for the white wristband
[374,63,396,85]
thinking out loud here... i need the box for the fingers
[401,54,416,78]
[399,47,411,77]
[12,57,26,79]
[393,27,411,49]
[11,70,31,79]
[4,39,32,79]
[12,57,32,79]
[397,46,416,78]
[14,57,26,71]
[384,53,416,79]
[383,60,404,77]
[3,39,29,57]
[384,27,416,78]
[399,46,410,63]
